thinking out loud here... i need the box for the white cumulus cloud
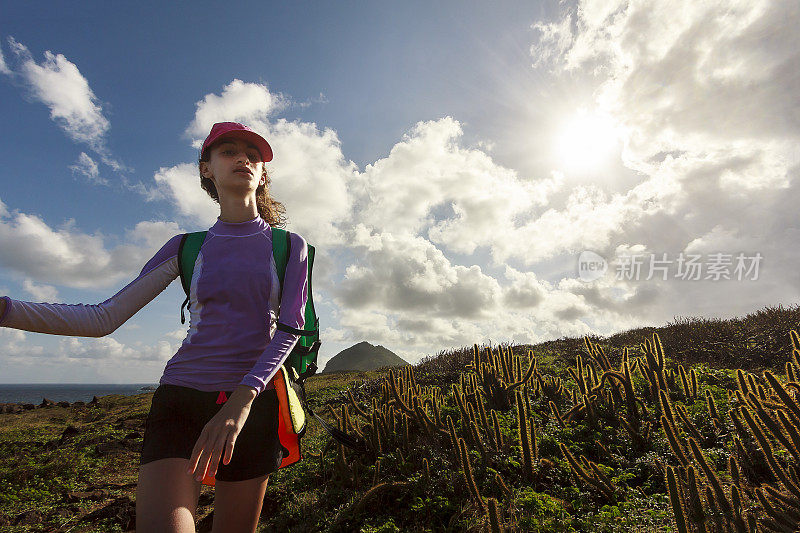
[7,37,109,150]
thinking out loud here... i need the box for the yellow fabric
[279,367,306,434]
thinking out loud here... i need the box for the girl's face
[200,137,266,197]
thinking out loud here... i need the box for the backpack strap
[271,227,291,302]
[177,231,207,324]
[272,228,316,337]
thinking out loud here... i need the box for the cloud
[0,42,10,75]
[69,152,104,184]
[7,37,109,149]
[2,37,125,174]
[0,202,181,289]
[349,117,563,257]
[532,1,800,153]
[0,328,45,357]
[502,266,549,309]
[263,118,355,245]
[338,229,502,319]
[0,324,178,384]
[152,163,219,225]
[57,336,177,361]
[185,79,289,146]
[22,279,59,302]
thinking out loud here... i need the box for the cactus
[487,497,504,533]
[740,406,800,499]
[494,471,511,497]
[599,365,640,429]
[674,403,705,444]
[705,390,720,422]
[471,346,536,411]
[516,390,535,481]
[550,401,567,428]
[678,365,692,401]
[666,466,689,533]
[491,409,504,450]
[661,414,691,467]
[685,466,708,532]
[457,437,485,512]
[559,443,615,502]
[688,437,734,519]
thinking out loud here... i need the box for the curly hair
[199,147,286,227]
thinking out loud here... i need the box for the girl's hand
[186,385,258,481]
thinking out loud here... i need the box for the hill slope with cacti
[2,303,800,531]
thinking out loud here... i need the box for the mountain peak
[322,342,407,373]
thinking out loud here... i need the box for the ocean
[0,383,160,405]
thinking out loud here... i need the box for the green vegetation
[2,304,800,531]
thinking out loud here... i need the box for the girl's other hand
[186,385,257,481]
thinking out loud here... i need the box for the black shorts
[139,384,286,481]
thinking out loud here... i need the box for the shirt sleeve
[240,231,309,395]
[0,234,182,337]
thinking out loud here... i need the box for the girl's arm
[0,235,182,337]
[240,231,309,395]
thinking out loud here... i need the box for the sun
[555,110,621,174]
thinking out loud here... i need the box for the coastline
[0,383,159,406]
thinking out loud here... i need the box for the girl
[0,121,309,532]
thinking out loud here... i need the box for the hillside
[322,341,408,373]
[2,303,800,531]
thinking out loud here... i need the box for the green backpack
[176,227,320,381]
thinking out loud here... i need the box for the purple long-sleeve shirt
[0,216,308,395]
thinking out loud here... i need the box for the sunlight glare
[555,111,620,174]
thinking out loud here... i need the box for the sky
[0,0,798,383]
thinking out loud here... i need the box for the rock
[14,509,43,525]
[39,398,55,408]
[0,404,22,414]
[58,425,80,444]
[57,401,71,408]
[22,403,35,410]
[89,396,100,405]
[123,431,142,440]
[72,401,85,407]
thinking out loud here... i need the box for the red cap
[200,122,273,162]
